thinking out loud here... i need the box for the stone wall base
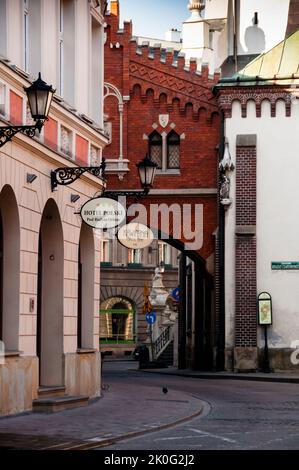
[64,352,101,398]
[234,347,258,372]
[224,347,234,371]
[258,348,299,371]
[0,355,38,416]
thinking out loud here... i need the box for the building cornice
[216,86,294,118]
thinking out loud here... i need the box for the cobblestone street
[1,361,299,450]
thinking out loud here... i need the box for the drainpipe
[233,0,238,72]
[178,253,187,369]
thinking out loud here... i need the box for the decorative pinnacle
[188,1,205,13]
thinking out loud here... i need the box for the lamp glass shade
[136,155,157,189]
[24,73,56,121]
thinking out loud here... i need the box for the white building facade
[0,0,108,415]
[216,30,299,371]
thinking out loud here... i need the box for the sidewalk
[139,367,299,384]
[0,380,204,450]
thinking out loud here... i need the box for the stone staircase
[32,386,89,413]
[157,340,174,366]
[153,325,174,366]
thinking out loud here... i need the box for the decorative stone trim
[235,225,256,236]
[217,88,292,118]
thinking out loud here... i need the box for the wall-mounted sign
[272,261,299,270]
[80,197,126,229]
[171,287,180,302]
[145,312,156,325]
[117,223,154,249]
[258,292,272,325]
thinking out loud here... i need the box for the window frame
[100,239,111,264]
[128,248,142,265]
[149,130,163,169]
[167,130,180,170]
[23,0,29,72]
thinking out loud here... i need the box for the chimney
[285,0,299,37]
[110,0,119,17]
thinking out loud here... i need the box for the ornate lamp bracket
[51,158,106,191]
[0,121,44,148]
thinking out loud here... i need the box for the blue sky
[119,0,188,39]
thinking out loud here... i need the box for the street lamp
[136,154,157,193]
[103,154,158,199]
[0,73,55,148]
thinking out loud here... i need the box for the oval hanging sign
[117,223,154,249]
[80,197,126,229]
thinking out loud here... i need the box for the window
[149,131,162,169]
[23,0,29,72]
[128,249,142,265]
[58,0,64,96]
[148,130,181,171]
[167,131,180,169]
[58,0,75,103]
[158,242,171,266]
[100,240,110,263]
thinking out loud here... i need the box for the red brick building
[102,1,221,369]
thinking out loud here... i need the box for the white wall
[0,0,104,125]
[225,97,299,351]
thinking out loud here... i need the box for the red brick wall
[235,139,257,347]
[104,8,220,261]
[44,117,58,151]
[235,236,257,347]
[236,147,256,226]
[10,90,23,125]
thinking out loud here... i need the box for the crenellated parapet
[127,38,219,124]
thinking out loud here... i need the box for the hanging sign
[257,292,272,325]
[117,223,154,249]
[80,197,126,229]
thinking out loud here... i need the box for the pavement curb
[138,369,299,384]
[41,396,205,450]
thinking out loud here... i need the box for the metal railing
[153,325,171,358]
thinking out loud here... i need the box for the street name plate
[271,261,299,270]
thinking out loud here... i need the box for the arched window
[149,131,162,169]
[167,131,180,169]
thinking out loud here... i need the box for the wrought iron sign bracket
[0,120,44,148]
[51,159,106,191]
[102,188,149,201]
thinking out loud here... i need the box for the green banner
[271,261,299,270]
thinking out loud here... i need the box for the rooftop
[218,29,299,87]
